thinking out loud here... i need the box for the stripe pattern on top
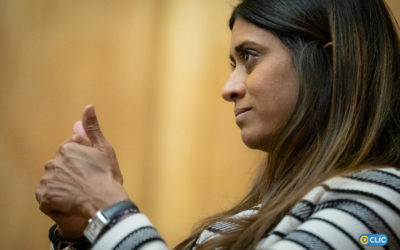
[195,167,400,250]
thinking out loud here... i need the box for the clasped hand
[35,105,129,238]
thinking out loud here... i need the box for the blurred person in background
[36,0,400,249]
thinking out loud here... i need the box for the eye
[241,49,257,63]
[230,61,236,71]
[241,49,259,71]
[243,52,251,61]
[229,48,259,72]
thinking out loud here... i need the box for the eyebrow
[229,40,261,62]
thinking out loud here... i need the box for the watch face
[84,212,109,243]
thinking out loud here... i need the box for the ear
[323,42,333,55]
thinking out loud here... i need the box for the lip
[234,107,252,117]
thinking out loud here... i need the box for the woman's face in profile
[222,18,299,152]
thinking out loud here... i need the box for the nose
[221,70,246,102]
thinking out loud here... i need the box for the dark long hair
[175,0,400,249]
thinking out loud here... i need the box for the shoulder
[292,167,400,209]
[258,167,400,250]
[324,167,400,191]
[316,167,400,220]
[289,167,400,222]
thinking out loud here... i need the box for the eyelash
[230,49,258,71]
[230,61,236,70]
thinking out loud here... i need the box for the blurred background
[0,0,399,249]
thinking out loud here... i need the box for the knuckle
[39,176,50,185]
[71,134,81,143]
[107,146,116,155]
[44,160,55,171]
[59,143,74,154]
[85,123,100,132]
[40,190,55,204]
[60,144,69,153]
[42,191,52,201]
[103,141,115,153]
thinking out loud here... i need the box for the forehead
[230,18,280,51]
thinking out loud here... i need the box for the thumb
[81,104,106,148]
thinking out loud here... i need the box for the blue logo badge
[359,234,388,246]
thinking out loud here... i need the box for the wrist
[82,182,130,219]
[57,227,85,239]
[84,200,139,244]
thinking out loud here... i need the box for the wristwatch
[84,200,138,243]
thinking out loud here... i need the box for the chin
[241,132,271,152]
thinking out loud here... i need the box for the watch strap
[102,200,138,221]
[84,200,139,244]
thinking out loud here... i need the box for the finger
[81,104,106,148]
[36,163,54,204]
[36,180,54,214]
[39,199,54,214]
[35,187,42,203]
[57,136,90,159]
[70,134,91,147]
[73,120,89,141]
[57,135,83,156]
[60,133,91,148]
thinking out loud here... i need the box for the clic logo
[359,234,388,246]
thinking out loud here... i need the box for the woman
[36,0,400,249]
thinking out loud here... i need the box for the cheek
[249,62,299,125]
[250,62,298,102]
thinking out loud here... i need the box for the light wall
[0,0,398,249]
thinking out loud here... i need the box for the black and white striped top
[91,167,400,250]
